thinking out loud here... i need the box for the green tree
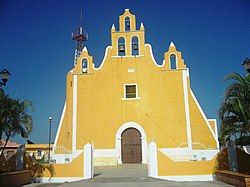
[0,89,33,156]
[219,73,250,145]
[24,153,55,182]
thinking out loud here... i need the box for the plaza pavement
[24,164,233,187]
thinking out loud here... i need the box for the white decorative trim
[121,97,141,101]
[42,177,85,183]
[170,41,175,47]
[115,122,147,164]
[208,119,219,149]
[214,120,219,149]
[156,175,213,181]
[83,47,88,52]
[140,22,144,29]
[52,102,66,153]
[190,90,216,140]
[186,68,190,77]
[145,43,165,67]
[93,46,112,70]
[182,70,192,150]
[72,75,77,152]
[74,50,77,66]
[94,149,117,157]
[162,60,166,67]
[84,143,93,179]
[148,141,158,177]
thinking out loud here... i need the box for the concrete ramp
[93,164,148,179]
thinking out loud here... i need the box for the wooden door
[121,128,142,163]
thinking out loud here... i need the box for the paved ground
[94,164,148,178]
[24,164,233,187]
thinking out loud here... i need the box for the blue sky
[1,0,250,144]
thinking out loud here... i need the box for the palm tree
[219,73,250,145]
[0,89,10,139]
[0,90,33,157]
[24,153,55,182]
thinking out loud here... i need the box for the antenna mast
[72,9,88,65]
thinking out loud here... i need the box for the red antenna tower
[72,9,88,64]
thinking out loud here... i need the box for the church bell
[118,45,125,52]
[133,44,138,50]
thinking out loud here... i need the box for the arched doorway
[121,128,142,163]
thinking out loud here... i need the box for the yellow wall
[208,120,216,135]
[55,9,217,153]
[55,73,73,153]
[188,90,217,149]
[158,150,216,176]
[43,152,84,177]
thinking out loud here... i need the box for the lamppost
[0,69,11,88]
[242,57,250,73]
[48,116,53,162]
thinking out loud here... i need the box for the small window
[131,36,139,56]
[82,58,88,73]
[125,85,136,98]
[125,16,130,31]
[118,37,126,56]
[37,149,42,157]
[170,54,177,69]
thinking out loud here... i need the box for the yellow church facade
[48,9,219,182]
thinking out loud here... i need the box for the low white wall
[148,141,158,177]
[159,148,190,155]
[51,150,82,164]
[191,150,218,160]
[149,142,215,181]
[43,143,93,183]
[94,149,117,157]
[159,148,218,161]
[84,143,93,179]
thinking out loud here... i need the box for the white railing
[177,142,215,150]
[53,146,71,154]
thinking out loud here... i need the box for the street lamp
[48,116,53,162]
[242,58,250,73]
[0,69,11,87]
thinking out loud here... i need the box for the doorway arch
[116,122,147,164]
